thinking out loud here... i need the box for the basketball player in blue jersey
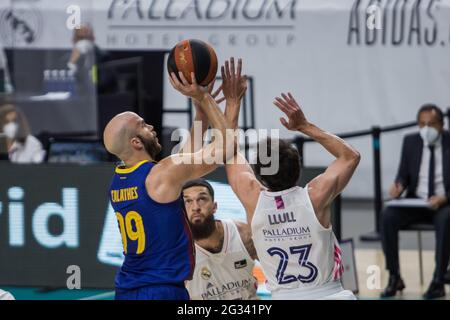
[103,70,237,300]
[181,58,259,300]
[224,93,361,299]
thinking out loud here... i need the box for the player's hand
[273,93,309,132]
[221,57,247,106]
[428,195,448,210]
[169,71,208,102]
[389,182,404,198]
[193,80,223,120]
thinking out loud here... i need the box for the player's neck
[196,220,224,254]
[122,153,154,168]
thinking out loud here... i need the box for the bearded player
[103,71,236,300]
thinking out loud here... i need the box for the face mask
[419,125,440,145]
[3,122,18,139]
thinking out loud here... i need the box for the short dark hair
[417,104,444,125]
[252,138,301,192]
[182,179,214,200]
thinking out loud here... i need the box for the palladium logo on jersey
[262,226,311,241]
[201,278,254,300]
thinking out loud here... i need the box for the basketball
[167,39,218,86]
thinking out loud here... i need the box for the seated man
[381,104,450,299]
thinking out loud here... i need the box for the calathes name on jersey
[201,278,255,300]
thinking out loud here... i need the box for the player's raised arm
[148,71,236,203]
[178,80,224,154]
[274,93,360,226]
[234,220,258,260]
[222,57,247,129]
[225,151,264,225]
[221,58,265,224]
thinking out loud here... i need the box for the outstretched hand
[193,80,223,120]
[273,93,309,132]
[221,57,247,128]
[221,57,247,106]
[169,71,208,102]
[208,80,224,104]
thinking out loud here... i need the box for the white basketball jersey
[186,219,258,300]
[251,186,345,298]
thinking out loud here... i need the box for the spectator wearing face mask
[380,104,450,299]
[0,104,45,163]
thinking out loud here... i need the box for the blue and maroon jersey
[109,160,195,289]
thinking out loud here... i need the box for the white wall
[3,0,450,197]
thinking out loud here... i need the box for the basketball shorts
[115,283,190,300]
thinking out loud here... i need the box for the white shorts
[319,289,357,300]
[271,281,357,300]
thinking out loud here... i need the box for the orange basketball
[167,39,218,86]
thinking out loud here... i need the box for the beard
[188,214,216,240]
[137,134,161,159]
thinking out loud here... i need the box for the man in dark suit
[381,104,450,299]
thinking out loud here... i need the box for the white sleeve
[27,136,46,163]
[31,148,46,163]
[0,289,15,300]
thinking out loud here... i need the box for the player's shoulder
[239,171,263,186]
[403,132,420,143]
[232,220,251,238]
[305,176,331,205]
[145,158,185,203]
[147,155,182,180]
[231,220,257,259]
[145,158,175,195]
[308,171,338,192]
[236,172,265,200]
[146,158,168,180]
[232,219,248,229]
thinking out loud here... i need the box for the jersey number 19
[116,211,146,254]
